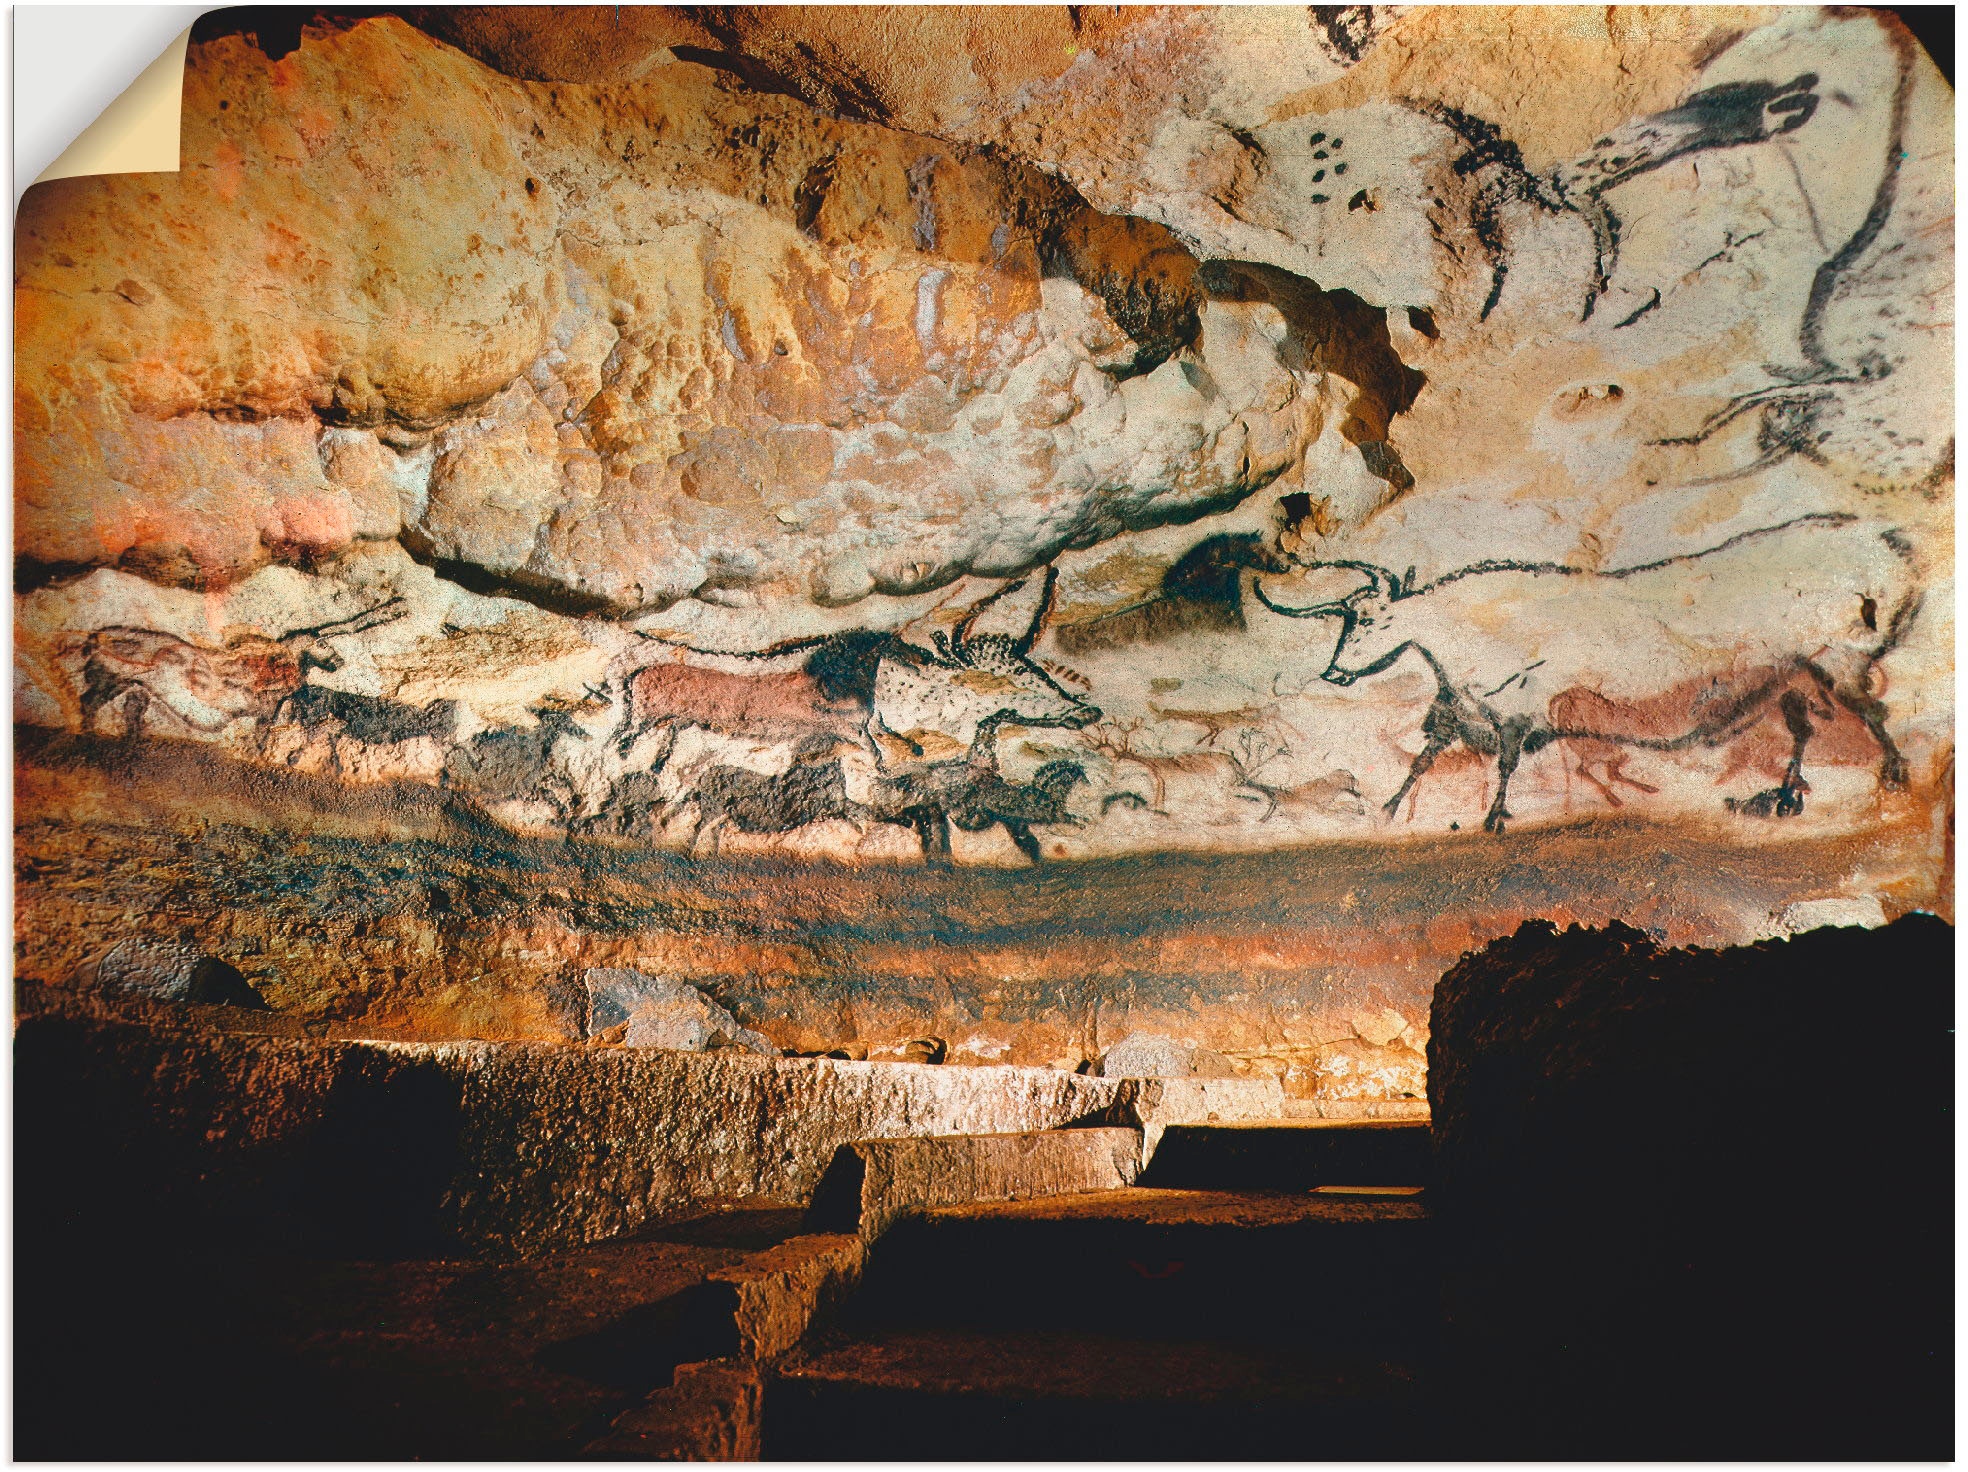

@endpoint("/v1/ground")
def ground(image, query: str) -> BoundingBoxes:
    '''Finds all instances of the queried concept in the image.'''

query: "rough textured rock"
[585,966,779,1054]
[15,987,1129,1256]
[78,937,269,1009]
[1095,1031,1236,1080]
[15,723,1946,1095]
[11,6,1954,1097]
[1105,1074,1289,1157]
[1427,913,1952,1457]
[804,1127,1144,1240]
[12,1212,797,1460]
[585,1358,765,1461]
[705,1233,868,1361]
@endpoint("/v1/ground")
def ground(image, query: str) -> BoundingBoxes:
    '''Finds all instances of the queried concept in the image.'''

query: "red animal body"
[621,660,866,748]
[1382,730,1492,821]
[79,629,318,737]
[73,599,404,741]
[1549,669,1885,808]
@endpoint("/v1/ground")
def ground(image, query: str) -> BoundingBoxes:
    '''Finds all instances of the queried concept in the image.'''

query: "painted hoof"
[1725,785,1806,818]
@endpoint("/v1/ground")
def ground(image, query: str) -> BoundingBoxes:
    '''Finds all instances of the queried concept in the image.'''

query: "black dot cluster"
[1309,132,1346,205]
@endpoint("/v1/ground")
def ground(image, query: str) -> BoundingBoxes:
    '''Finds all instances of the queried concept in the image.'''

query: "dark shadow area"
[536,1282,738,1390]
[1428,912,1954,1459]
[766,1344,1427,1462]
[846,1205,1435,1357]
[802,1145,871,1235]
[634,1203,811,1250]
[1138,1120,1433,1192]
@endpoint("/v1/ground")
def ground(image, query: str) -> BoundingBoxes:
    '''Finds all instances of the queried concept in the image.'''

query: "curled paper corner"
[33,25,192,189]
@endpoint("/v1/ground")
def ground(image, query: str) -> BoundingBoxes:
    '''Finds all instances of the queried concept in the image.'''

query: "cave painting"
[18,4,1951,865]
[11,7,1949,1075]
[1252,515,1919,834]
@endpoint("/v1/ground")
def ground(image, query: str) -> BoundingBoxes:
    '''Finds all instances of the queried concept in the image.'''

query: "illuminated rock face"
[12,8,1952,1093]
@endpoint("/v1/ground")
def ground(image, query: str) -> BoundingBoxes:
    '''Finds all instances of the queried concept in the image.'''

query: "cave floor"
[767,1179,1442,1460]
[17,1183,1446,1460]
[15,1204,807,1461]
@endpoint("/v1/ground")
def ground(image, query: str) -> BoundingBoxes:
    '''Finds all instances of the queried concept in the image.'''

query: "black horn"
[949,566,1060,654]
[1251,581,1351,620]
[1251,558,1395,619]
[284,595,410,642]
[1013,565,1059,655]
[1317,560,1395,597]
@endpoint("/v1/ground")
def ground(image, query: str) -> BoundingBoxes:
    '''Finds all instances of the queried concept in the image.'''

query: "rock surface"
[1096,1032,1236,1080]
[584,966,779,1054]
[16,986,1130,1255]
[15,722,1946,1095]
[585,1357,766,1462]
[15,8,1948,844]
[805,1127,1144,1239]
[78,937,269,1009]
[11,7,1954,1095]
[705,1233,868,1362]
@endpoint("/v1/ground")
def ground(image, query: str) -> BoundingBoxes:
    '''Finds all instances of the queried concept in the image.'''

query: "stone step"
[1140,1118,1434,1191]
[1281,1096,1432,1121]
[19,989,1304,1258]
[766,1328,1436,1459]
[15,991,1141,1257]
[844,1187,1437,1352]
[803,1127,1144,1239]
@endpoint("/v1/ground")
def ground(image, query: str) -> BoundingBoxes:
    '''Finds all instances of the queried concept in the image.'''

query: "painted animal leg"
[1385,736,1450,819]
[1482,726,1524,835]
[1773,689,1814,816]
[692,811,728,857]
[610,706,642,758]
[1830,682,1910,789]
[1005,821,1044,864]
[1574,755,1624,808]
[116,684,152,740]
[1731,691,1819,819]
[1606,755,1659,797]
[79,671,125,736]
[912,810,953,866]
[1124,758,1170,814]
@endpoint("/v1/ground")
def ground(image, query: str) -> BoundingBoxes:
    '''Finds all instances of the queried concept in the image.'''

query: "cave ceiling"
[13,7,1952,1032]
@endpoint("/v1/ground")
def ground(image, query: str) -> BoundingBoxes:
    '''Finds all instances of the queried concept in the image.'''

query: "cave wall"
[13,6,1953,1095]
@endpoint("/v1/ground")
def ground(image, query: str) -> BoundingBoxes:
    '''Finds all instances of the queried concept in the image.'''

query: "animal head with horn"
[1250,561,1420,686]
[273,595,412,675]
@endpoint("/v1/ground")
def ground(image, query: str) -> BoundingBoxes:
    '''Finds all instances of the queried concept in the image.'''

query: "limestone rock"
[585,1358,764,1461]
[804,1127,1143,1239]
[78,939,268,1010]
[705,1234,868,1362]
[1298,1038,1427,1102]
[17,987,1131,1255]
[1775,895,1890,934]
[869,1037,947,1065]
[1351,1007,1412,1049]
[1096,1032,1237,1080]
[8,7,1953,1099]
[584,967,778,1055]
[13,6,1949,869]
